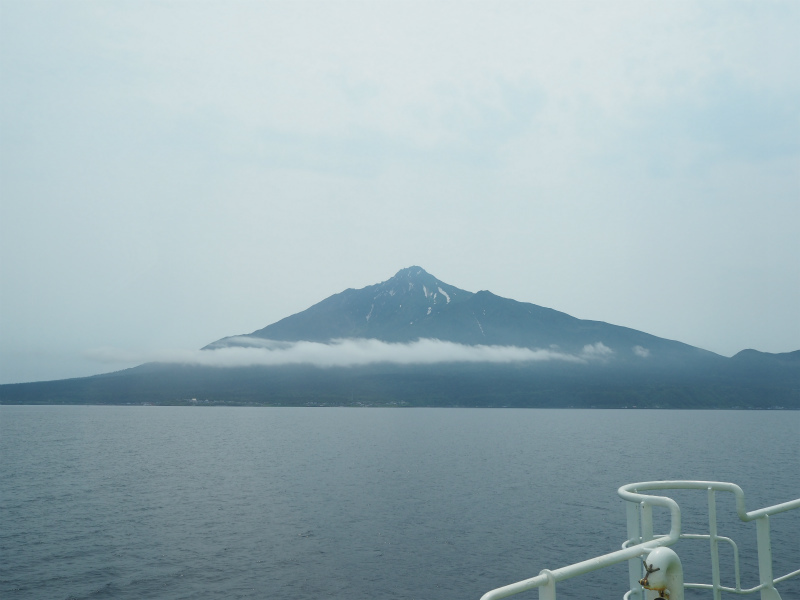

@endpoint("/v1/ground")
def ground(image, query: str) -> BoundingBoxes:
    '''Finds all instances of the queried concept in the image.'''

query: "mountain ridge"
[207,266,721,367]
[1,266,797,408]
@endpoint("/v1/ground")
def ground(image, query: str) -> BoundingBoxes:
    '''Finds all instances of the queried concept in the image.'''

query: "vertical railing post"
[641,502,654,542]
[756,516,782,600]
[708,488,722,600]
[537,569,556,600]
[627,500,643,600]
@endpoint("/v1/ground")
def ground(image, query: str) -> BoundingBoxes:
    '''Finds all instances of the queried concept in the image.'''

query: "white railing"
[479,481,800,600]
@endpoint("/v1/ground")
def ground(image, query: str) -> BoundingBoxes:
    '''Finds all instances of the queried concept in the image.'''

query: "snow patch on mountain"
[475,318,485,336]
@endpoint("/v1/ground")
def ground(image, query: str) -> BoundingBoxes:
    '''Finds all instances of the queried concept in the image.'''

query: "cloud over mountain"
[85,266,719,371]
[87,338,585,368]
[5,266,797,409]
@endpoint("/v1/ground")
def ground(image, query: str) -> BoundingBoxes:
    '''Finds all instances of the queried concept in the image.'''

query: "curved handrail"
[479,487,681,600]
[618,480,800,521]
[479,480,800,600]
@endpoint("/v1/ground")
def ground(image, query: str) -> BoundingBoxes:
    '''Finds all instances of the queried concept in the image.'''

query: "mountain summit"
[216,266,467,344]
[209,266,471,346]
[207,266,715,365]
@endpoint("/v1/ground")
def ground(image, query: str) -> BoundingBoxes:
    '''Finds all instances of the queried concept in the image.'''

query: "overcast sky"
[1,1,798,384]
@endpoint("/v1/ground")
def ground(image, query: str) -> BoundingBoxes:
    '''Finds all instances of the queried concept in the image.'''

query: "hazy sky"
[1,1,798,384]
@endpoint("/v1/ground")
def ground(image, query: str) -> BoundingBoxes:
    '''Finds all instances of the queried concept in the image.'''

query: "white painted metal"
[479,481,800,600]
[640,501,655,543]
[707,488,722,600]
[641,547,684,600]
[626,501,644,600]
[756,516,782,600]
[537,569,556,600]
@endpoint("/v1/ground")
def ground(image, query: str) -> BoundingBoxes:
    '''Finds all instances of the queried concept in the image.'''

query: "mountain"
[1,267,798,408]
[731,349,800,366]
[207,266,717,367]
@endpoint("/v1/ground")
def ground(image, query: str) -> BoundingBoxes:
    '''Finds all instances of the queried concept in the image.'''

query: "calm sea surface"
[1,407,798,600]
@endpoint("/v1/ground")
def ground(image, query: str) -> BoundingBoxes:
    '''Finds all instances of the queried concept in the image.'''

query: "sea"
[1,407,798,600]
